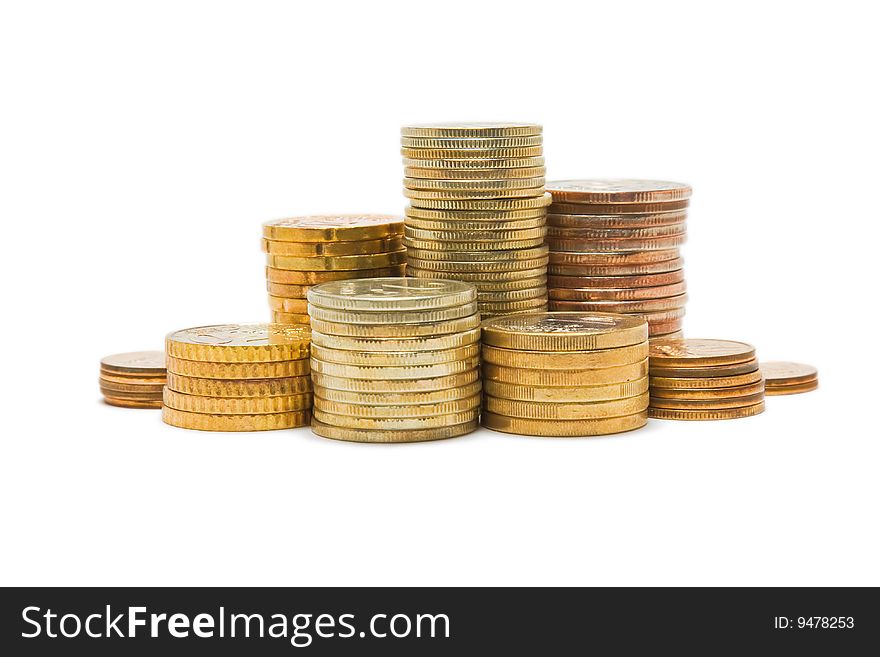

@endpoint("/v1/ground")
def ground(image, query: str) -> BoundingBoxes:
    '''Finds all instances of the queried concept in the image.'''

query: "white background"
[1,0,878,586]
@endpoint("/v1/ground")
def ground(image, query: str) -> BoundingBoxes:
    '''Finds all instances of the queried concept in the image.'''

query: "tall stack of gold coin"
[162,324,312,431]
[648,338,765,420]
[307,278,481,442]
[262,215,406,324]
[400,122,550,318]
[545,180,690,339]
[480,312,650,436]
[100,351,166,408]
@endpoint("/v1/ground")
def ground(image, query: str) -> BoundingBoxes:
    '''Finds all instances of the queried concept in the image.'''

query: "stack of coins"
[545,180,690,338]
[648,338,765,420]
[262,215,406,324]
[480,312,650,436]
[162,324,312,431]
[307,278,481,442]
[760,361,818,395]
[100,351,166,408]
[400,122,550,318]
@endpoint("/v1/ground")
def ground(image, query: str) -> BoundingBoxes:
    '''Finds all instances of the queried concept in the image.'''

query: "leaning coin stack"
[100,351,166,408]
[400,122,550,318]
[480,312,650,436]
[162,323,312,431]
[262,215,406,324]
[307,278,481,443]
[760,361,819,396]
[545,179,690,339]
[648,338,765,420]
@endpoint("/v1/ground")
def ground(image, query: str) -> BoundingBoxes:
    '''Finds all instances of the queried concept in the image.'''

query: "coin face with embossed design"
[101,351,166,375]
[307,277,476,312]
[165,324,311,362]
[481,312,647,351]
[546,179,692,204]
[263,215,403,242]
[649,338,756,367]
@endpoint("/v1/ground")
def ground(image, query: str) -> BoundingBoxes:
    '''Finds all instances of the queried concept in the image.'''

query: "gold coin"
[401,146,543,160]
[99,379,165,394]
[481,311,647,351]
[263,214,403,242]
[469,275,547,291]
[261,236,403,256]
[764,380,819,395]
[406,265,548,280]
[166,355,310,379]
[310,355,481,380]
[98,372,166,386]
[268,296,309,313]
[485,377,648,402]
[307,302,478,325]
[406,216,546,231]
[310,313,481,338]
[267,249,406,271]
[165,372,312,397]
[649,338,756,367]
[482,343,648,369]
[311,418,477,443]
[163,389,313,414]
[405,225,546,243]
[648,402,765,421]
[549,282,687,301]
[549,200,690,214]
[650,380,765,399]
[401,135,543,149]
[315,393,480,419]
[313,380,481,406]
[651,329,684,340]
[401,122,542,138]
[306,277,476,311]
[478,300,548,315]
[548,257,685,277]
[405,257,548,273]
[100,388,164,402]
[402,156,545,170]
[650,370,763,389]
[481,410,648,436]
[548,210,688,228]
[405,165,546,180]
[546,179,692,204]
[405,205,546,221]
[310,326,480,352]
[640,308,687,323]
[405,244,548,262]
[162,406,310,431]
[408,193,551,211]
[549,270,684,289]
[649,359,759,379]
[314,407,479,430]
[547,224,686,239]
[548,248,681,266]
[265,264,407,285]
[549,295,688,313]
[486,392,648,420]
[404,235,546,250]
[311,342,479,366]
[478,285,547,302]
[271,311,311,325]
[759,361,818,386]
[649,392,765,410]
[547,235,687,252]
[483,359,648,386]
[405,187,544,201]
[404,176,545,191]
[312,368,478,393]
[104,397,163,409]
[166,323,310,363]
[100,351,165,375]
[266,282,311,298]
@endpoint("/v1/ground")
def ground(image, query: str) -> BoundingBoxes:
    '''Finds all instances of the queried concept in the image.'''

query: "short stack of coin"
[262,215,406,324]
[760,361,819,395]
[545,180,690,338]
[100,351,166,408]
[648,338,765,420]
[162,323,312,431]
[480,312,650,436]
[306,278,481,442]
[400,122,550,318]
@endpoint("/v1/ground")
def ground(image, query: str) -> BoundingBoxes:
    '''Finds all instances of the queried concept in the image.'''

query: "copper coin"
[649,359,759,378]
[547,224,686,239]
[548,249,680,266]
[546,179,692,204]
[547,235,687,252]
[642,308,688,323]
[549,270,684,289]
[549,294,688,313]
[649,392,765,410]
[759,361,818,386]
[100,351,166,375]
[549,200,690,214]
[547,210,688,229]
[549,281,686,301]
[650,380,766,400]
[650,338,756,367]
[647,319,685,336]
[764,380,819,395]
[548,257,685,277]
[648,402,764,421]
[104,397,163,409]
[650,370,764,389]
[650,329,684,340]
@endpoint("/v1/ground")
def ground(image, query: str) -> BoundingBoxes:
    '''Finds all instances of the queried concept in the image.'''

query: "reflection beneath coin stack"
[307,278,481,442]
[262,215,406,324]
[545,180,690,339]
[400,123,549,318]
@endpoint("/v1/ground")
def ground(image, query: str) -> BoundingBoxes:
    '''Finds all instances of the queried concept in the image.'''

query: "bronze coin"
[759,361,818,386]
[548,257,685,277]
[549,199,690,214]
[649,359,759,378]
[547,210,687,229]
[549,281,686,301]
[549,270,684,289]
[546,179,692,204]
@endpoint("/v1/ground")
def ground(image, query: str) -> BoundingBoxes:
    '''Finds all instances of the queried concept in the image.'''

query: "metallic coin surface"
[649,392,765,410]
[402,156,545,170]
[548,258,685,277]
[548,210,688,228]
[310,355,480,380]
[100,351,166,375]
[315,393,480,419]
[547,224,686,240]
[408,194,551,211]
[310,326,480,352]
[649,359,759,379]
[165,372,312,397]
[266,282,311,298]
[486,392,649,420]
[405,206,546,221]
[271,311,311,325]
[649,370,763,389]
[166,324,310,362]
[549,200,690,214]
[759,361,818,386]
[163,389,313,414]
[310,313,481,338]
[268,250,406,271]
[478,285,547,302]
[263,215,403,242]
[99,379,166,394]
[406,225,546,242]
[307,277,476,311]
[405,245,548,262]
[546,179,692,204]
[406,265,548,280]
[269,296,309,313]
[308,302,479,325]
[98,372,166,386]
[482,343,648,370]
[404,177,545,192]
[764,380,819,395]
[401,122,542,138]
[648,402,765,421]
[477,297,548,313]
[402,146,543,160]
[262,236,403,256]
[405,187,544,201]
[312,380,482,406]
[484,377,649,402]
[550,295,688,313]
[314,407,479,430]
[404,236,545,251]
[165,355,310,379]
[405,256,548,272]
[649,380,765,399]
[549,270,684,289]
[104,397,163,409]
[311,342,479,366]
[405,165,546,180]
[311,368,479,393]
[265,265,407,285]
[549,282,687,301]
[483,359,649,386]
[481,410,648,436]
[401,135,543,149]
[481,311,647,351]
[549,248,680,266]
[311,418,477,443]
[547,235,687,252]
[162,406,310,431]
[650,338,756,367]
[100,388,165,402]
[406,216,546,232]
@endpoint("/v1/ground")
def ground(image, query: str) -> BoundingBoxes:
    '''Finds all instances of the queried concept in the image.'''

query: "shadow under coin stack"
[162,323,312,431]
[759,361,819,396]
[480,312,650,436]
[400,122,550,318]
[307,278,482,443]
[648,338,765,420]
[545,180,690,339]
[99,351,166,408]
[262,215,406,324]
